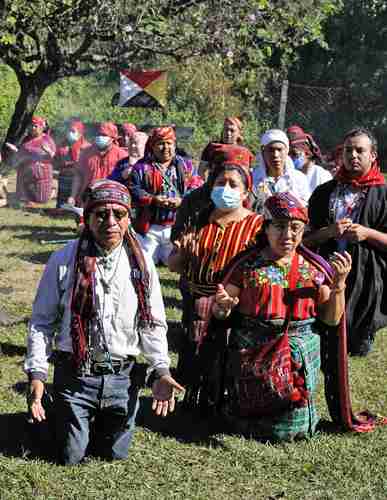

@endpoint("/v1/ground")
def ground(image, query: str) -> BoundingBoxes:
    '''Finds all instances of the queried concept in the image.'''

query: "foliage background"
[0,62,269,158]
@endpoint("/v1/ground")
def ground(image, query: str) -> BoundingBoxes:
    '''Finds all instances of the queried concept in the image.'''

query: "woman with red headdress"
[55,120,91,207]
[213,191,386,440]
[68,121,127,205]
[168,145,262,412]
[287,124,332,194]
[199,117,255,181]
[15,116,56,206]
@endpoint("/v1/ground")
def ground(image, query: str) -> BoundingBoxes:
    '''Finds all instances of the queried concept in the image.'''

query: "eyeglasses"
[93,209,128,222]
[270,221,305,236]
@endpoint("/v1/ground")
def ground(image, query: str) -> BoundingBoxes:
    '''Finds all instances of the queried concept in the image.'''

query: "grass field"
[0,183,387,499]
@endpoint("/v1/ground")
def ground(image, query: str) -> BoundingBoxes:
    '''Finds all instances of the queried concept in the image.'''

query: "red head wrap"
[31,116,46,128]
[97,122,119,140]
[121,123,137,137]
[146,126,176,153]
[83,179,131,217]
[264,192,308,223]
[209,144,253,191]
[287,124,322,162]
[69,120,85,135]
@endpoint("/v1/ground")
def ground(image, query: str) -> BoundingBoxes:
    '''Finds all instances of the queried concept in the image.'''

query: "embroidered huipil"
[230,253,325,322]
[24,239,170,379]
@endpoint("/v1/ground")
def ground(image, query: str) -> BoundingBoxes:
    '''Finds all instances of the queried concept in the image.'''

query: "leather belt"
[54,351,135,376]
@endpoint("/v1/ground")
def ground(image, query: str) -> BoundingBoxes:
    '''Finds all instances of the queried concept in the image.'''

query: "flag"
[117,70,168,108]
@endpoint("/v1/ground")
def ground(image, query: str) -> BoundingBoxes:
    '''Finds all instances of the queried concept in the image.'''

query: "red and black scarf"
[70,229,154,368]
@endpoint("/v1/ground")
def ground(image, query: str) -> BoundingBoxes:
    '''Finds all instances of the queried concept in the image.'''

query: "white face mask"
[95,135,112,150]
[210,185,242,209]
[67,130,80,144]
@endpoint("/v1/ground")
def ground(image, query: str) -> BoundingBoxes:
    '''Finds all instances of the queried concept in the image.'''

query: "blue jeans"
[53,360,139,465]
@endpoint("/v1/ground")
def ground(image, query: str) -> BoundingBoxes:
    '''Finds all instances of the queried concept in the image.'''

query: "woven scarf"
[70,229,154,368]
[335,161,385,188]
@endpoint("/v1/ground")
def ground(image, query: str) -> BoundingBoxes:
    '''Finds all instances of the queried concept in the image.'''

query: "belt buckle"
[92,361,113,375]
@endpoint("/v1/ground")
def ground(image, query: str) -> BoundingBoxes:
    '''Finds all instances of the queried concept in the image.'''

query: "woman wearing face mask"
[55,120,90,207]
[287,125,332,194]
[14,116,56,207]
[168,146,262,412]
[68,122,127,205]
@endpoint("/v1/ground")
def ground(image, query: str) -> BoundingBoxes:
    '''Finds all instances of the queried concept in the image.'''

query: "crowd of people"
[4,114,387,463]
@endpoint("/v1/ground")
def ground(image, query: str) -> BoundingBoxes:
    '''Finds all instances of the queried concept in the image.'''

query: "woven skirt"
[225,322,321,441]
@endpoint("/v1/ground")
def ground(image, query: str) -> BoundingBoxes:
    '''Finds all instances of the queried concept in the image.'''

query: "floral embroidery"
[242,255,323,289]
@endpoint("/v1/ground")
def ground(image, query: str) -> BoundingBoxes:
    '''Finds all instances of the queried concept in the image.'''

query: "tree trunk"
[1,71,55,161]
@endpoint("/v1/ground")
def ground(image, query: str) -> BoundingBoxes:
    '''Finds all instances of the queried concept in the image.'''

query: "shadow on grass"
[136,396,229,449]
[1,342,26,356]
[164,295,182,311]
[159,277,180,289]
[0,224,74,234]
[9,250,55,265]
[0,412,36,459]
[167,320,184,353]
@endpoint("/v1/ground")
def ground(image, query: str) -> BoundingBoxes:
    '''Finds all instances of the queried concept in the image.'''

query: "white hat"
[261,129,289,148]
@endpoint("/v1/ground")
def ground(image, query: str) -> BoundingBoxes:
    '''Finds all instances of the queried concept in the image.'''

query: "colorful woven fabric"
[263,192,308,223]
[185,213,263,297]
[70,184,153,367]
[83,179,131,215]
[229,254,324,321]
[226,322,321,440]
[16,133,56,203]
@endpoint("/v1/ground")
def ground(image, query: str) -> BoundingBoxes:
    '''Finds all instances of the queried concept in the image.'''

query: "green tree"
[290,0,387,154]
[0,0,338,151]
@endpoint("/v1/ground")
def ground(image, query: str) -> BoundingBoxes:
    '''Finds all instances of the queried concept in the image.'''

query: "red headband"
[69,120,85,135]
[97,122,118,140]
[147,126,176,152]
[264,192,308,223]
[83,180,131,216]
[31,116,46,128]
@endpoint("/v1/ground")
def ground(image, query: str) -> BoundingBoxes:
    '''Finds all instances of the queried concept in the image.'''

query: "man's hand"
[330,218,353,238]
[166,197,182,209]
[5,142,18,153]
[28,380,46,423]
[153,195,169,207]
[152,375,184,417]
[343,223,369,243]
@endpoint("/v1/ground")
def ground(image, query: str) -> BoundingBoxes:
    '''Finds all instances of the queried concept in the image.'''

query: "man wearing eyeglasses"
[24,179,183,465]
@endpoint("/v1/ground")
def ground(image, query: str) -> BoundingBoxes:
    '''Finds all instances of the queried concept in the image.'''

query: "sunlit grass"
[0,195,386,499]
